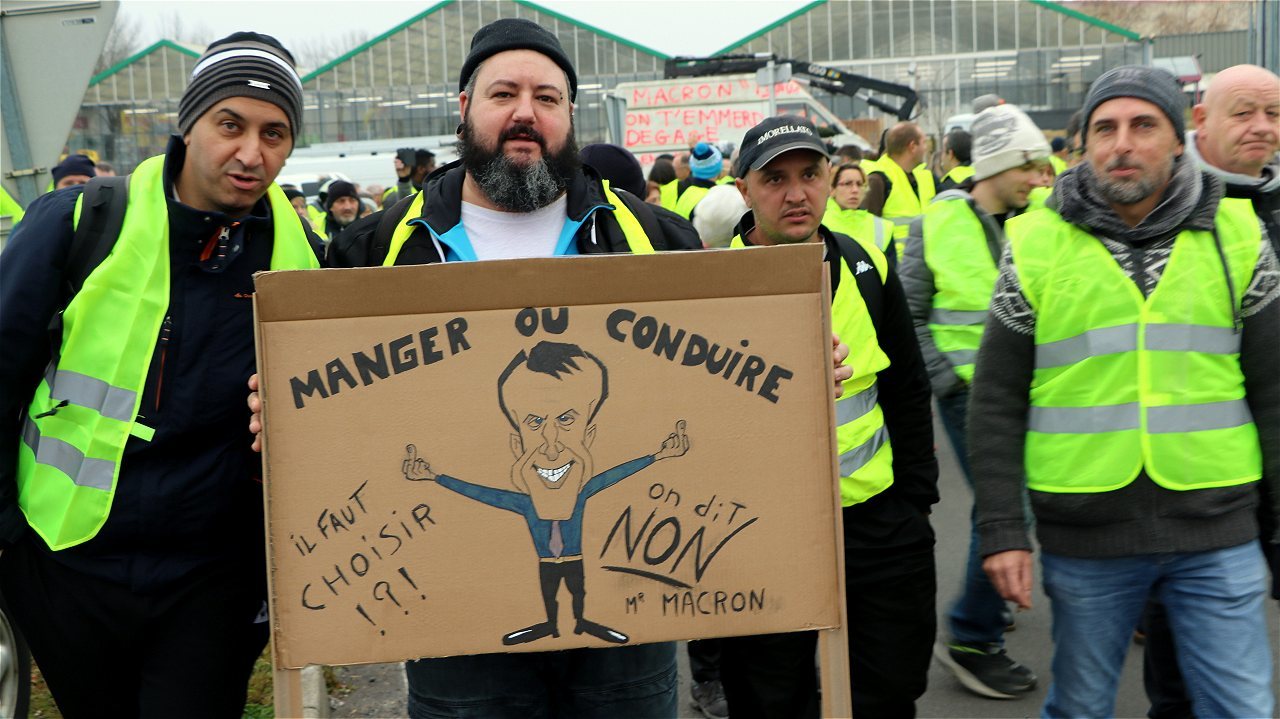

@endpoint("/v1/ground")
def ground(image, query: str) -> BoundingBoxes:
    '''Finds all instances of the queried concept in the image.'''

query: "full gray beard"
[1095,158,1172,205]
[469,154,563,213]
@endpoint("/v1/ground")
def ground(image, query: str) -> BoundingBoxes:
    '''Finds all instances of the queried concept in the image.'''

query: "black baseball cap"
[735,115,830,178]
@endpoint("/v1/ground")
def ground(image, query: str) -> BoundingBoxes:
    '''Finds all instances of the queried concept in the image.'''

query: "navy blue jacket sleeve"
[0,187,84,546]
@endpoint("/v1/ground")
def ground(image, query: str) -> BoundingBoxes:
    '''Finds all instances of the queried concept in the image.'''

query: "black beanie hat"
[283,187,305,202]
[1081,65,1187,146]
[179,31,303,139]
[52,154,97,184]
[459,19,577,101]
[580,143,645,197]
[324,180,359,210]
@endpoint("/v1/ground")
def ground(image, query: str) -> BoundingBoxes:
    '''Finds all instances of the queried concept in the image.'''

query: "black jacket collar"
[412,159,613,236]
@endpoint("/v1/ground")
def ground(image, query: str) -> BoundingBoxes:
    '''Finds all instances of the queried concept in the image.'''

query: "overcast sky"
[118,0,810,65]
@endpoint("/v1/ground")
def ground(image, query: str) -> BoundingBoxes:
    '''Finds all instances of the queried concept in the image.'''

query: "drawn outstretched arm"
[402,444,530,514]
[581,420,690,499]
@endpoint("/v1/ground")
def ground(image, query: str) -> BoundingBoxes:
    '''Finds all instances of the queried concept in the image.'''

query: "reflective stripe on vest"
[1008,201,1262,494]
[922,193,998,382]
[877,160,936,240]
[18,155,317,550]
[729,234,893,505]
[384,183,656,265]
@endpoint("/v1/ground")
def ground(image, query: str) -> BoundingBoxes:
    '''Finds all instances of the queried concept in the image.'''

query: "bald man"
[1142,63,1280,719]
[1187,64,1280,247]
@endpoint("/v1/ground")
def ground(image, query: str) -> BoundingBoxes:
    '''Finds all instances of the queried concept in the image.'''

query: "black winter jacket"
[328,160,701,267]
[0,136,323,590]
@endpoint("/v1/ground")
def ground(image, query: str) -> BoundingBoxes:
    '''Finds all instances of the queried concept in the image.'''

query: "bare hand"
[403,444,436,481]
[655,420,690,460]
[983,550,1034,610]
[247,374,263,453]
[832,333,853,398]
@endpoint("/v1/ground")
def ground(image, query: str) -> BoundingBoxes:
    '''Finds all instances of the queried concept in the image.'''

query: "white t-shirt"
[461,195,567,260]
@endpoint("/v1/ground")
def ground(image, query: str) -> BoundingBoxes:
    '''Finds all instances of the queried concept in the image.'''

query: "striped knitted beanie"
[178,32,303,139]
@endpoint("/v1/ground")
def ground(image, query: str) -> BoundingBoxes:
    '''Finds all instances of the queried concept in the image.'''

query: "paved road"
[330,414,1280,718]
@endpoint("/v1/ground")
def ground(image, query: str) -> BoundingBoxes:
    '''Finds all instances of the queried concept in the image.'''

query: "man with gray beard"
[970,65,1279,717]
[323,16,703,719]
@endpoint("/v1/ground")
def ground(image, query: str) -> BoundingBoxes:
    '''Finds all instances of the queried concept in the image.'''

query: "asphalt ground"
[329,413,1280,718]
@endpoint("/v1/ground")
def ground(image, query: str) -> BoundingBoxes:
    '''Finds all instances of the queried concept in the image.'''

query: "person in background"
[283,187,310,224]
[384,148,436,207]
[580,142,701,248]
[938,130,974,191]
[835,144,864,164]
[51,154,95,190]
[861,122,936,245]
[900,103,1051,702]
[648,155,677,187]
[1140,62,1280,719]
[690,183,747,248]
[322,180,362,244]
[95,161,116,178]
[1048,137,1069,176]
[659,142,724,220]
[824,162,895,260]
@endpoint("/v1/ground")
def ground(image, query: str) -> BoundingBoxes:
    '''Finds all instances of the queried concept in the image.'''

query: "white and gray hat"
[971,104,1051,182]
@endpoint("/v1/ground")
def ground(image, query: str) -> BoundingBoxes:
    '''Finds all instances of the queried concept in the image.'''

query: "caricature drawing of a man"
[403,340,689,646]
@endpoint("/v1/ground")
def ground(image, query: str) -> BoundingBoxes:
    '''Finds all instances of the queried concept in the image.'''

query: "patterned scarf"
[1051,154,1222,244]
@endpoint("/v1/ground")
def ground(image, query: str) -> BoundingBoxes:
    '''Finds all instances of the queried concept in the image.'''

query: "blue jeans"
[1040,543,1273,719]
[937,389,1008,647]
[405,642,677,718]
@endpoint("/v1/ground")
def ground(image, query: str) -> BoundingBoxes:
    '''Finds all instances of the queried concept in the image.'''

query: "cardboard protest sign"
[254,244,844,671]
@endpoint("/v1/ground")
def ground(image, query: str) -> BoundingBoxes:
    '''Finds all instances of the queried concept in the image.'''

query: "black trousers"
[688,638,723,683]
[0,537,269,719]
[719,526,937,718]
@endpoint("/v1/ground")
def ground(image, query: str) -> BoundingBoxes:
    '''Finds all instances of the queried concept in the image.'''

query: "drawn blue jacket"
[435,455,655,558]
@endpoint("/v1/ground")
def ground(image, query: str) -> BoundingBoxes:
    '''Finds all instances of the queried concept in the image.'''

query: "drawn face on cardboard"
[500,347,605,520]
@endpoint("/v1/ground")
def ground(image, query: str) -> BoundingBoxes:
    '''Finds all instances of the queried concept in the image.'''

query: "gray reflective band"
[930,308,987,325]
[873,218,887,251]
[943,348,977,366]
[1145,325,1241,354]
[22,420,115,491]
[839,424,889,476]
[46,368,136,423]
[889,215,920,226]
[1037,323,1242,369]
[1028,403,1140,433]
[836,383,879,425]
[1147,399,1253,434]
[1036,325,1137,369]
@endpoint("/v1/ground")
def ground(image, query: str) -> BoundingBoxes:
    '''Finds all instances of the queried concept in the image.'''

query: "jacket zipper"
[154,315,172,412]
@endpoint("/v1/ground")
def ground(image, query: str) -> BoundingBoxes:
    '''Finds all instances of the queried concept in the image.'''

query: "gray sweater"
[970,172,1280,559]
[899,189,1006,398]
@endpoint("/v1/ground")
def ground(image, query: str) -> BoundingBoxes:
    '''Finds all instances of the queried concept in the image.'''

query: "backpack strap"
[66,175,130,297]
[607,185,664,251]
[370,193,418,266]
[831,232,885,336]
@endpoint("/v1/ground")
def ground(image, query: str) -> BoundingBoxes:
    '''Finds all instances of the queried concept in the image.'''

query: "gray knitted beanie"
[1081,65,1187,145]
